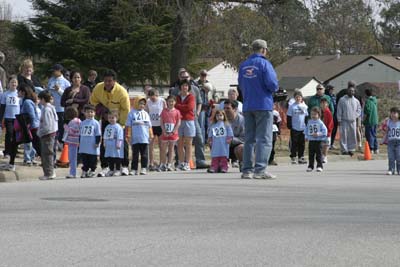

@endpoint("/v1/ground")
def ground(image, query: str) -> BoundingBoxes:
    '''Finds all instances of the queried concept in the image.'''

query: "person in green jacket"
[307,84,334,116]
[363,89,379,153]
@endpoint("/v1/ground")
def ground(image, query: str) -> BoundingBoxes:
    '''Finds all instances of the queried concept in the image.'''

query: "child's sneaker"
[322,156,328,164]
[149,165,157,172]
[291,157,297,164]
[81,171,87,178]
[129,170,138,175]
[316,167,323,172]
[387,170,393,175]
[306,167,313,172]
[182,163,191,171]
[121,167,129,176]
[140,168,147,175]
[298,157,307,164]
[113,170,122,176]
[220,169,228,173]
[66,174,77,179]
[106,170,114,177]
[23,161,33,166]
[97,167,109,177]
[207,168,216,173]
[86,170,96,178]
[167,163,174,171]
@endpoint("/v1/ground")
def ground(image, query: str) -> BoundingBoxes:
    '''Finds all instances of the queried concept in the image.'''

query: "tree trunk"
[169,0,192,86]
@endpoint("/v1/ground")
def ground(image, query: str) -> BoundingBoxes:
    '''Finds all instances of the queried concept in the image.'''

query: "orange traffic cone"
[364,141,372,160]
[57,144,69,167]
[189,159,195,169]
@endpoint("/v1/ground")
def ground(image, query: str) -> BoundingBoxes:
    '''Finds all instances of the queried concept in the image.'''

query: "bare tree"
[0,0,12,21]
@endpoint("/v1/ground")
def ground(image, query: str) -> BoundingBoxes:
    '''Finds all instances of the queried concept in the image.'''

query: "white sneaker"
[113,170,122,176]
[81,171,87,178]
[106,170,114,177]
[322,157,328,164]
[129,170,135,175]
[140,168,147,175]
[167,163,174,171]
[39,172,56,180]
[121,167,129,176]
[387,171,393,175]
[86,170,96,178]
[253,172,276,179]
[291,157,297,164]
[66,174,77,179]
[97,167,109,177]
[182,163,191,171]
[5,164,15,171]
[306,167,313,172]
[316,167,323,172]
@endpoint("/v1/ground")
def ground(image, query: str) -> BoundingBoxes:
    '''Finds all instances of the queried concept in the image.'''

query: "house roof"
[279,76,320,90]
[275,55,400,82]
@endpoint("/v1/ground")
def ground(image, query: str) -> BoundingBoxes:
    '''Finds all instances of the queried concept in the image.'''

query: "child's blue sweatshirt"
[304,119,327,141]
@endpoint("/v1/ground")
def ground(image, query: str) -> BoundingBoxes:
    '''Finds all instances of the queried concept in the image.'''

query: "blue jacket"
[238,53,278,112]
[21,98,40,129]
[304,119,327,141]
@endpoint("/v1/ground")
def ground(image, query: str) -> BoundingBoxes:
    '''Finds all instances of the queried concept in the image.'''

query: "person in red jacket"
[320,98,334,163]
[175,79,196,171]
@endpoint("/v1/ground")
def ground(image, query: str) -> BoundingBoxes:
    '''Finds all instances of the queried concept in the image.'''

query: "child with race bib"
[0,75,20,171]
[146,88,166,171]
[103,110,124,176]
[159,95,181,171]
[384,107,400,175]
[79,104,101,178]
[207,110,233,173]
[304,107,327,172]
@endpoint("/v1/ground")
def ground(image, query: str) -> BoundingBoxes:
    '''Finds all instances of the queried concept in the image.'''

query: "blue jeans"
[387,139,400,173]
[69,145,78,176]
[365,125,378,151]
[243,110,273,174]
[24,142,36,162]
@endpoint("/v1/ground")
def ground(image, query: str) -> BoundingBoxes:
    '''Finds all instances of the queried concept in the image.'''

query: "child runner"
[207,110,233,173]
[79,104,101,178]
[126,97,152,175]
[146,88,166,171]
[103,111,124,176]
[304,107,327,172]
[63,106,81,178]
[175,79,195,171]
[287,90,308,164]
[385,107,400,175]
[0,75,20,171]
[37,90,58,180]
[320,98,334,163]
[159,95,181,171]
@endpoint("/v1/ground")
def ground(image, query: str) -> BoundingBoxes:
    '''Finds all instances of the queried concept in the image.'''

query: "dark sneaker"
[196,162,210,169]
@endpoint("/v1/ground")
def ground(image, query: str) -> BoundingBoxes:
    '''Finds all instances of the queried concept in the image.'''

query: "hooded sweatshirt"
[363,96,378,126]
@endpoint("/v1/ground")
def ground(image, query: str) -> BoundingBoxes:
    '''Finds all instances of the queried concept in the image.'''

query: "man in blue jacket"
[238,39,279,179]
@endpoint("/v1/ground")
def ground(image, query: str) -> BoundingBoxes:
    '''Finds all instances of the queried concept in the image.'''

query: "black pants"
[331,114,338,146]
[308,140,323,169]
[290,129,305,158]
[5,119,17,165]
[100,119,129,168]
[107,157,121,171]
[131,143,148,171]
[57,112,64,143]
[269,132,278,164]
[80,153,97,172]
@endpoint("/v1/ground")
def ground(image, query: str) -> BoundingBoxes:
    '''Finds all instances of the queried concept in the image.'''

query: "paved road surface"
[1,159,399,266]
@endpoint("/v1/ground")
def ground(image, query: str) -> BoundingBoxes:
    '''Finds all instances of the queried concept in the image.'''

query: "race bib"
[212,126,226,137]
[388,127,400,139]
[134,111,148,122]
[150,113,160,122]
[164,123,175,133]
[307,123,319,135]
[104,127,115,139]
[6,96,18,106]
[81,125,94,136]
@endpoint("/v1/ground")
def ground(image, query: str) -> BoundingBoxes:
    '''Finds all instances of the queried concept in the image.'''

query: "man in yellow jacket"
[90,69,131,176]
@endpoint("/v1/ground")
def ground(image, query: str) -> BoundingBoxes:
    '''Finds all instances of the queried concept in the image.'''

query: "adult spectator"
[223,99,245,168]
[0,51,6,92]
[17,59,43,93]
[325,84,338,149]
[199,82,215,141]
[219,88,243,113]
[83,70,98,92]
[47,64,71,149]
[363,88,379,154]
[170,70,209,169]
[144,84,152,98]
[90,69,131,176]
[337,86,361,156]
[61,71,91,119]
[238,39,278,179]
[307,84,334,115]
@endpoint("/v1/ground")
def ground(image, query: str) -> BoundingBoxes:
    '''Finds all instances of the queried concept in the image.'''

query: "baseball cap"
[252,39,268,51]
[52,63,64,71]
